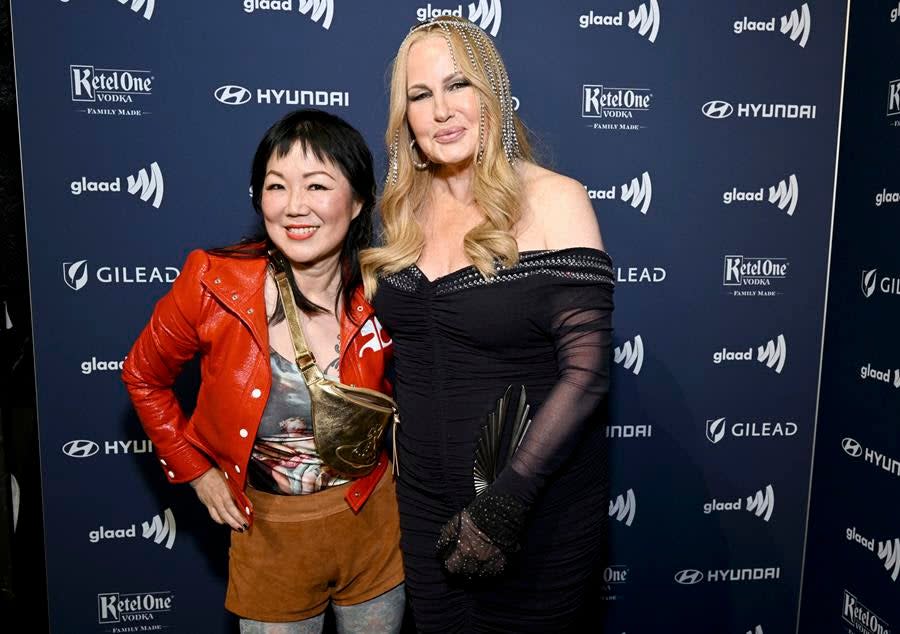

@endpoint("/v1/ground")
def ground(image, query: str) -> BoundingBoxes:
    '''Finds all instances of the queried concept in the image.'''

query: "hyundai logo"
[702,100,734,119]
[63,439,100,458]
[214,85,252,106]
[674,569,704,585]
[842,437,863,458]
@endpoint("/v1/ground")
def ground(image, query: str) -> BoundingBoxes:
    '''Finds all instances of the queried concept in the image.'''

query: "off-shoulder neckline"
[412,246,611,284]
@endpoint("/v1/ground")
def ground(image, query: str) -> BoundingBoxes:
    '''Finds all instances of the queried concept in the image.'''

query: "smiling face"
[405,35,481,170]
[260,142,361,271]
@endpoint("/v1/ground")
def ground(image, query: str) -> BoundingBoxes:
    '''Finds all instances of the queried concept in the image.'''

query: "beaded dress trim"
[380,248,614,296]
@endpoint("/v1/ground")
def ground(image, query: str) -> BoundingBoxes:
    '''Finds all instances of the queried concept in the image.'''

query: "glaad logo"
[97,590,174,625]
[843,590,891,634]
[723,256,789,297]
[416,1,502,37]
[70,64,154,117]
[888,79,899,117]
[847,527,900,582]
[876,189,900,206]
[62,440,100,458]
[734,4,811,48]
[242,0,334,30]
[702,100,816,120]
[585,172,652,214]
[859,363,900,389]
[722,174,800,216]
[674,567,781,584]
[609,489,636,526]
[703,484,775,522]
[213,84,349,107]
[117,0,155,20]
[842,437,900,478]
[61,0,155,21]
[746,627,764,634]
[89,508,176,549]
[581,85,653,132]
[862,269,900,299]
[705,417,798,444]
[81,356,126,375]
[63,439,153,457]
[621,172,652,214]
[70,162,165,209]
[62,260,180,291]
[142,508,177,549]
[712,334,787,374]
[893,2,900,23]
[614,335,643,375]
[578,0,660,44]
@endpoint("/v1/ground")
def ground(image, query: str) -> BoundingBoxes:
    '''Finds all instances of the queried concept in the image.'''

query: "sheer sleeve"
[436,263,614,578]
[491,279,614,505]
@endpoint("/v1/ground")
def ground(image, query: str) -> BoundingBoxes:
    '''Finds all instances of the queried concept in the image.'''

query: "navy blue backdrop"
[9,1,855,632]
[799,2,899,634]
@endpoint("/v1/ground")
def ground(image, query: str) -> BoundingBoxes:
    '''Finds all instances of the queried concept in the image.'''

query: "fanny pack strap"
[274,271,326,387]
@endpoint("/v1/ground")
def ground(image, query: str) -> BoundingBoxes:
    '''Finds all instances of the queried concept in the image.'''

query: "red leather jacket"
[122,249,394,523]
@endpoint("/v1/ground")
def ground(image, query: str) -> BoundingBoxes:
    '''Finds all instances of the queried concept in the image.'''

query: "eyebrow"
[265,169,336,180]
[407,72,466,93]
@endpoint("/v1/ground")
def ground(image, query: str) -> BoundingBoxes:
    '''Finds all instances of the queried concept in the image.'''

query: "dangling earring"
[409,139,430,170]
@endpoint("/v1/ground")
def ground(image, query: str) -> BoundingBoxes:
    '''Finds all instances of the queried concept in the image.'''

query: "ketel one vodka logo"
[703,484,775,522]
[713,334,787,374]
[578,0,660,44]
[585,172,652,215]
[888,79,900,118]
[723,174,799,216]
[614,335,643,375]
[609,488,636,526]
[242,0,335,30]
[416,0,503,36]
[733,3,811,48]
[70,162,165,209]
[581,85,653,132]
[860,363,900,389]
[723,256,789,297]
[705,417,798,444]
[62,260,180,291]
[69,64,154,117]
[847,527,900,582]
[843,590,892,634]
[97,590,174,625]
[89,508,176,550]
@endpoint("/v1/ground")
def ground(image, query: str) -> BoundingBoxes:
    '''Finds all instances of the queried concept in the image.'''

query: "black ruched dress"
[374,248,615,633]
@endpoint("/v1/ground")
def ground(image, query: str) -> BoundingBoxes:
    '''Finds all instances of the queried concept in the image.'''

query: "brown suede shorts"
[225,471,404,622]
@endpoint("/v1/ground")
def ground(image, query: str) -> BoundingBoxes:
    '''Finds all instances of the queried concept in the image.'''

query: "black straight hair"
[209,109,376,323]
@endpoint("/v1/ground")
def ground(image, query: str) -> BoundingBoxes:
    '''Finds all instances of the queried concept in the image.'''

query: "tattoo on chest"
[323,338,340,375]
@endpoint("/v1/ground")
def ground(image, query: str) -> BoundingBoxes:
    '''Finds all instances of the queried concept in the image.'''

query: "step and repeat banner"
[11,1,848,632]
[799,3,899,634]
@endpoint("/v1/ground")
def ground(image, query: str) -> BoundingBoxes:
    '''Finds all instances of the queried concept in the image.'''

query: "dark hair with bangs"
[210,109,375,323]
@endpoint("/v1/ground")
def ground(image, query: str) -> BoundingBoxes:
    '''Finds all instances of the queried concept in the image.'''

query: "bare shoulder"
[519,163,604,251]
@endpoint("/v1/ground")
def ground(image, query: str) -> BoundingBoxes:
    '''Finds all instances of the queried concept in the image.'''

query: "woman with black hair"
[123,109,405,633]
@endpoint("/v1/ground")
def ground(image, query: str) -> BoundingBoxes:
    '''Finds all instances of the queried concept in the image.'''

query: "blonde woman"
[361,16,615,633]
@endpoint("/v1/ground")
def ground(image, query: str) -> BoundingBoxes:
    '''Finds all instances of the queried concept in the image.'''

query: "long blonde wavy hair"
[360,16,533,298]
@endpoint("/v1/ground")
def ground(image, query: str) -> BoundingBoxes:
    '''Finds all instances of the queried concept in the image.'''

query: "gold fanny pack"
[275,271,398,479]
